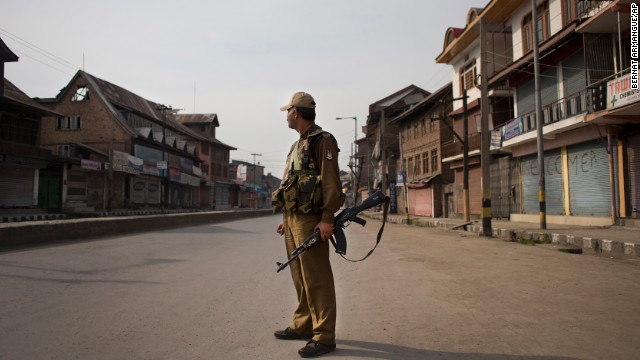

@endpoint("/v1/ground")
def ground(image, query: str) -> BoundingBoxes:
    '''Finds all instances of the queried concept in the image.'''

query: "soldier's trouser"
[283,211,337,345]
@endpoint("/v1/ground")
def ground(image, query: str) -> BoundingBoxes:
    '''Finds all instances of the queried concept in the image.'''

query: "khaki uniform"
[280,124,342,345]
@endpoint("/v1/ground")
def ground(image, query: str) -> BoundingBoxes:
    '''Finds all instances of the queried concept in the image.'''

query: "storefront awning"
[405,173,441,189]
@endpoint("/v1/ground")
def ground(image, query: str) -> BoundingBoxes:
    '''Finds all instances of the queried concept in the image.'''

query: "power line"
[0,27,79,71]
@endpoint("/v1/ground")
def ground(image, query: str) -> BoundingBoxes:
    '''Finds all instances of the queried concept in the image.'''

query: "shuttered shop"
[520,149,563,215]
[628,134,640,215]
[0,167,35,207]
[568,141,611,217]
[409,188,432,216]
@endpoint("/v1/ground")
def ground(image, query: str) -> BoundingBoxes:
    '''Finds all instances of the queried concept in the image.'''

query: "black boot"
[298,340,336,358]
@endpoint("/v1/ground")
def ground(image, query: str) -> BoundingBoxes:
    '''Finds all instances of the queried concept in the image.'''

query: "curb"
[0,209,273,249]
[0,214,68,223]
[363,213,639,258]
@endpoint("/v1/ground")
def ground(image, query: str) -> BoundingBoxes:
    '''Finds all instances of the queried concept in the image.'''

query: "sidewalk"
[363,211,640,258]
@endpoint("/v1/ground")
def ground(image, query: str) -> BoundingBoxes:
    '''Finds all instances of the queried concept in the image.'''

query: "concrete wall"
[0,209,273,248]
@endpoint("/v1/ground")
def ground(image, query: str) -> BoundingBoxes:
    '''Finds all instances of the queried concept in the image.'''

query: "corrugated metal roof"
[390,82,453,124]
[81,71,209,143]
[0,37,19,62]
[2,78,61,116]
[368,84,430,113]
[174,113,219,126]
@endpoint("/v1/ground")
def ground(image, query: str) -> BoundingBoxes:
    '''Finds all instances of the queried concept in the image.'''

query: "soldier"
[273,91,343,358]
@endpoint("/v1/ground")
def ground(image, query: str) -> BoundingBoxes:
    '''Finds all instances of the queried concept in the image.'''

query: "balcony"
[442,133,481,160]
[576,1,613,19]
[498,91,588,144]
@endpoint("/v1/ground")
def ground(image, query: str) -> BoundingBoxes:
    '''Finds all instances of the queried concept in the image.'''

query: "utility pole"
[107,111,114,212]
[251,153,262,209]
[462,89,470,223]
[380,110,387,196]
[532,0,547,229]
[398,130,411,224]
[336,116,358,206]
[480,17,493,236]
[158,104,172,213]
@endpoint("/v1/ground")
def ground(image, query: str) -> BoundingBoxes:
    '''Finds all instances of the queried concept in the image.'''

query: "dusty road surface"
[1,214,639,359]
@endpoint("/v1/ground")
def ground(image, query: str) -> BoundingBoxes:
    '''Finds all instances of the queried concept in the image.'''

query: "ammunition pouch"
[271,187,285,211]
[277,170,323,214]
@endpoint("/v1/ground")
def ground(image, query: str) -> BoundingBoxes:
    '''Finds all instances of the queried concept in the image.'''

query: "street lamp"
[157,104,172,213]
[336,116,358,206]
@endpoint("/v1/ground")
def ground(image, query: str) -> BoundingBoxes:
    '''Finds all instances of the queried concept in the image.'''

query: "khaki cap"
[280,92,316,111]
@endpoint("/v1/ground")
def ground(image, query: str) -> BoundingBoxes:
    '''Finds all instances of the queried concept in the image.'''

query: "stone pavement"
[363,211,640,258]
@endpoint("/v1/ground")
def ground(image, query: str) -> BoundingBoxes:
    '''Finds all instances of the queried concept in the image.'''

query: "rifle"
[276,190,390,273]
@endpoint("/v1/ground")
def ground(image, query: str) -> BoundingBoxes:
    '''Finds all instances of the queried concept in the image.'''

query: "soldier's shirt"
[283,124,342,224]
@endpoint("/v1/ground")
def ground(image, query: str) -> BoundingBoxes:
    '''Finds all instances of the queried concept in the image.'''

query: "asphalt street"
[1,214,639,360]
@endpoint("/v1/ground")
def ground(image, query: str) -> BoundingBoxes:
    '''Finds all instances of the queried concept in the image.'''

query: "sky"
[1,0,485,178]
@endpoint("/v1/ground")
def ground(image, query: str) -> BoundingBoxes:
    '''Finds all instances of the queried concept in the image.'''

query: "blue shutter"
[520,149,564,215]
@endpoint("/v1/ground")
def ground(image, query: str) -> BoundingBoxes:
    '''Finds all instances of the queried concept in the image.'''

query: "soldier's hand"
[317,222,334,242]
[276,223,284,236]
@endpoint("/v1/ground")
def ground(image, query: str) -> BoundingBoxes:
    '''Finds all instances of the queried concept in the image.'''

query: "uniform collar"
[299,124,322,139]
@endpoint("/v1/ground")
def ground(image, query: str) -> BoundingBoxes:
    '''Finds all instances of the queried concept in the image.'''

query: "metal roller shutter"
[216,183,230,206]
[563,51,586,97]
[568,140,611,217]
[520,149,563,215]
[0,167,35,207]
[413,188,432,217]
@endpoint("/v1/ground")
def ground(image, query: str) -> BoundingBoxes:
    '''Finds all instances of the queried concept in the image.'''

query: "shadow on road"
[163,225,258,235]
[336,340,579,360]
[0,258,184,285]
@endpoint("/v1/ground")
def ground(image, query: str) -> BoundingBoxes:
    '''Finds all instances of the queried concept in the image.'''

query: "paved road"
[1,215,639,359]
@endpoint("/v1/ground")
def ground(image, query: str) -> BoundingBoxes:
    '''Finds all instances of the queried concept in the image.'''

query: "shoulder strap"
[330,195,390,263]
[303,131,334,170]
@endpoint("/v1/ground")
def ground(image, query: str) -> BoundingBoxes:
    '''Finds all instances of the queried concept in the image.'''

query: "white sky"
[1,0,485,177]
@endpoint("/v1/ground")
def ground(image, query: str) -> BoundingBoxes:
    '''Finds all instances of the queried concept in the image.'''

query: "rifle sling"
[332,196,390,263]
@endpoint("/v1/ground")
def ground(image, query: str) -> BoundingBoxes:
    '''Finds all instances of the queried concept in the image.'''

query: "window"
[421,120,427,136]
[423,152,429,174]
[413,124,419,139]
[408,157,414,178]
[429,119,437,133]
[201,142,210,155]
[57,144,72,157]
[431,149,438,173]
[563,0,589,26]
[414,155,420,175]
[57,116,81,130]
[522,1,550,53]
[71,86,89,102]
[459,61,476,95]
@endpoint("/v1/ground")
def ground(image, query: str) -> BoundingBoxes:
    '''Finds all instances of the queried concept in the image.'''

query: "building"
[389,83,454,217]
[174,114,236,210]
[437,0,639,224]
[37,70,208,212]
[360,85,431,210]
[1,37,60,210]
[231,159,267,208]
